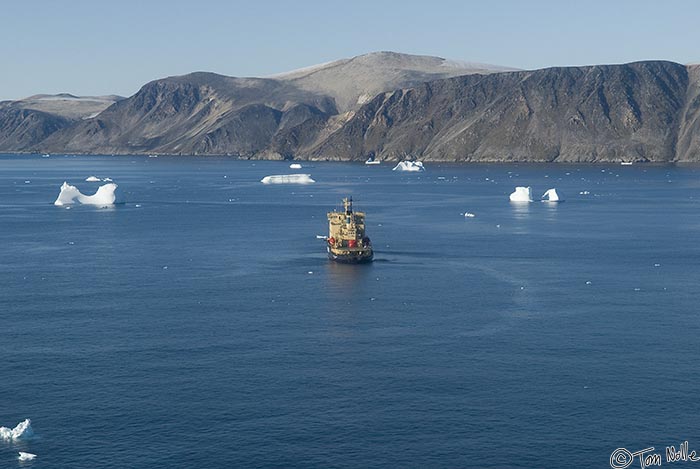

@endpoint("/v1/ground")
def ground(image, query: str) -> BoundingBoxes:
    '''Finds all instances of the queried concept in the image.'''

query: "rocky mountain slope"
[270,51,516,112]
[308,61,692,162]
[2,52,700,162]
[0,93,123,151]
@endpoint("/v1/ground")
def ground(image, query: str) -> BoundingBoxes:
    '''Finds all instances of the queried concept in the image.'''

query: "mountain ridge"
[2,52,700,162]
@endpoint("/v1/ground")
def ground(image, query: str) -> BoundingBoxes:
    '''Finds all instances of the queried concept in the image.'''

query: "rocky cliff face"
[35,73,338,156]
[675,64,700,162]
[0,108,71,151]
[307,61,690,162]
[2,54,700,162]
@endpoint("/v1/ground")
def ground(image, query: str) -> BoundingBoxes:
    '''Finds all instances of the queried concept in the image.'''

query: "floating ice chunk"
[0,419,34,440]
[579,190,590,195]
[103,177,113,182]
[54,182,118,206]
[509,186,533,202]
[18,452,36,461]
[289,163,302,169]
[316,235,327,239]
[464,212,476,218]
[541,188,564,202]
[85,176,101,182]
[392,161,425,172]
[260,174,315,184]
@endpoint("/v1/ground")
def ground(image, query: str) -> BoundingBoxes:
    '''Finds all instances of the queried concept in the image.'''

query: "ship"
[326,197,373,264]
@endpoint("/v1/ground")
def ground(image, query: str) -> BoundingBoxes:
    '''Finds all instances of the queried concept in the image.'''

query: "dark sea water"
[2,154,700,468]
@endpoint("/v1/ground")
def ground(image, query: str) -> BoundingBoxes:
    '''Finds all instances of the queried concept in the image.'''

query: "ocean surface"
[2,154,700,468]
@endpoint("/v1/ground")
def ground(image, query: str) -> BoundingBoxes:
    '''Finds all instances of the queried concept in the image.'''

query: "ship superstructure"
[326,197,373,264]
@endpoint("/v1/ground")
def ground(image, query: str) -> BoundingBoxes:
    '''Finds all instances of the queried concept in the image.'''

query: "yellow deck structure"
[326,197,373,263]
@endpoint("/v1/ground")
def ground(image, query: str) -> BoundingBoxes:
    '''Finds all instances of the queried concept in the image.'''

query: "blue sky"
[1,0,698,100]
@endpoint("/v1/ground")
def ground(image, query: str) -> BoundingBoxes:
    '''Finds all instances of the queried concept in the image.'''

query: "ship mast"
[343,197,353,214]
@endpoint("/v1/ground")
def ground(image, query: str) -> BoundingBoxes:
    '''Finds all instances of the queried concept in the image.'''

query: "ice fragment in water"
[0,419,34,440]
[509,186,532,202]
[54,182,117,206]
[18,452,36,461]
[392,161,425,171]
[85,176,101,182]
[260,174,315,184]
[541,188,563,202]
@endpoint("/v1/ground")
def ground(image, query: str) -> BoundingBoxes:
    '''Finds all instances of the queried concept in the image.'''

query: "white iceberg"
[18,452,37,461]
[103,177,113,182]
[289,163,302,169]
[392,161,425,172]
[260,174,315,184]
[365,158,380,165]
[509,186,533,202]
[541,188,564,202]
[54,182,118,206]
[85,176,101,182]
[0,419,34,441]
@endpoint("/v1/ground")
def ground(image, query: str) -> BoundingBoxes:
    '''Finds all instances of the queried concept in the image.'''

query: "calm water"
[1,155,700,468]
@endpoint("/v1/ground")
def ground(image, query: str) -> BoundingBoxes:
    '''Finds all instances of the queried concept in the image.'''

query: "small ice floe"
[260,174,315,184]
[509,186,533,202]
[541,188,564,202]
[54,182,117,206]
[24,180,31,184]
[103,177,113,182]
[392,161,425,172]
[579,190,590,195]
[464,212,476,218]
[289,163,302,169]
[18,452,36,461]
[621,161,633,165]
[85,176,101,182]
[0,419,34,440]
[316,235,327,239]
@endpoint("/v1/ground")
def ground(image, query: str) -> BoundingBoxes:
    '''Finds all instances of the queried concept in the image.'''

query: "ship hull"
[327,247,374,264]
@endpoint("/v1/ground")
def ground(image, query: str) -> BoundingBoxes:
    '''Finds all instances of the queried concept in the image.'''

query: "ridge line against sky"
[1,0,699,100]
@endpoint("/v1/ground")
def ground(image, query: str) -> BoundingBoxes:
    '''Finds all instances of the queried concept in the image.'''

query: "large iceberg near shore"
[260,174,315,184]
[54,182,118,206]
[392,161,425,172]
[542,188,564,202]
[0,419,34,440]
[509,186,533,202]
